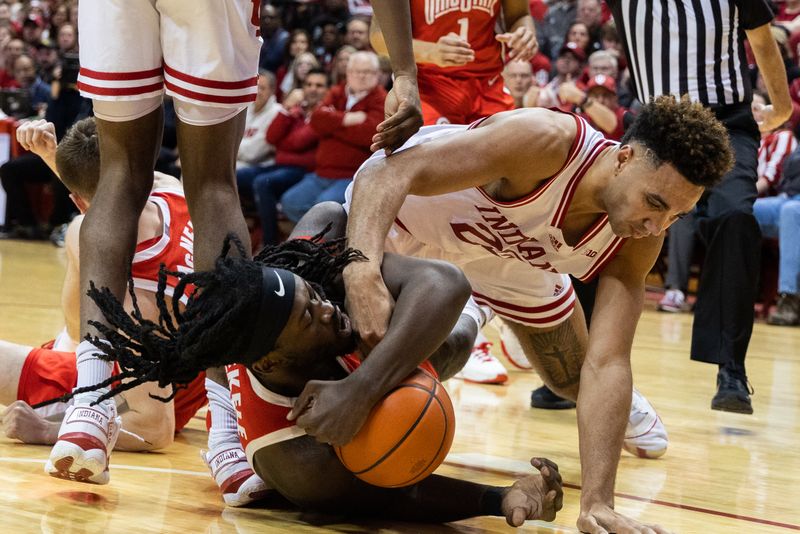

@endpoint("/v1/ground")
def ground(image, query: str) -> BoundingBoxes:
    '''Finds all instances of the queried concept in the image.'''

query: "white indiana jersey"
[347,113,627,328]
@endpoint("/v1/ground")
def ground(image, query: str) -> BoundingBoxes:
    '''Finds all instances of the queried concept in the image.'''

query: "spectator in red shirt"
[753,91,799,196]
[280,51,386,223]
[248,69,331,245]
[561,73,627,140]
[537,41,586,111]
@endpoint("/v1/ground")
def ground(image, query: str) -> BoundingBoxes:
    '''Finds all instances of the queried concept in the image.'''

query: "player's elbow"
[421,260,472,312]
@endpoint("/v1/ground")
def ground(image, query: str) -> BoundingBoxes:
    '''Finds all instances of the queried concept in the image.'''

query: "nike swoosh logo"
[274,271,285,297]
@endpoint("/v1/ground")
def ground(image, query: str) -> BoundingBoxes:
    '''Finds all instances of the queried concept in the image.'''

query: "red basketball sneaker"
[202,443,271,507]
[45,400,120,484]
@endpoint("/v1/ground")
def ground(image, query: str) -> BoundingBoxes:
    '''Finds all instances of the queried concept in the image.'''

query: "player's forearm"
[509,14,535,32]
[577,357,631,509]
[345,162,413,275]
[749,25,792,121]
[370,26,443,66]
[352,261,470,400]
[370,0,418,77]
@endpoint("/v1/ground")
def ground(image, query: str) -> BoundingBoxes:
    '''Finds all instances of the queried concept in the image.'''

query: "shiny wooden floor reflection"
[1,239,799,533]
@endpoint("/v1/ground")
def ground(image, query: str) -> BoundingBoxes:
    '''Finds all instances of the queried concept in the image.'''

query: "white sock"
[462,296,494,331]
[205,377,241,451]
[74,340,113,405]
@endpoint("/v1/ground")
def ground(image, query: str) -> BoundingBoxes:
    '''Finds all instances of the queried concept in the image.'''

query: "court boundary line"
[443,456,800,531]
[0,456,209,477]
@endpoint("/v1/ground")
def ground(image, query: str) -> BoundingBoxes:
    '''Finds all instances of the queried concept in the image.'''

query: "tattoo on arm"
[527,322,585,389]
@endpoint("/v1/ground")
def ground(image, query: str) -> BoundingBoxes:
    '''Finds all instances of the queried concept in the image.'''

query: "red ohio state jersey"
[227,356,439,466]
[131,187,195,303]
[412,0,503,78]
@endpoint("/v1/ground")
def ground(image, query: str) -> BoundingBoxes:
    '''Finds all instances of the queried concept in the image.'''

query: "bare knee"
[291,202,348,239]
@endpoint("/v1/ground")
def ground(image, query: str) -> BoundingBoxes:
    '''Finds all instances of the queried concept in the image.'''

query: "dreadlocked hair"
[32,227,366,409]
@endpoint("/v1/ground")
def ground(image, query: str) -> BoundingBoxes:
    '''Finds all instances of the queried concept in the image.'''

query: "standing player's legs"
[176,112,251,267]
[48,0,165,484]
[161,0,261,268]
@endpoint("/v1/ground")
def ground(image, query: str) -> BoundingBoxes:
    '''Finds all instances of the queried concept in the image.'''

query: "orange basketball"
[335,368,455,488]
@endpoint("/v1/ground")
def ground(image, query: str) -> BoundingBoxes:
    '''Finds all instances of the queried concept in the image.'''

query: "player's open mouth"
[335,307,351,337]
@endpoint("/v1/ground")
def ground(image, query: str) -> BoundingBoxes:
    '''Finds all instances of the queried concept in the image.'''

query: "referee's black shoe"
[711,366,753,414]
[530,385,576,410]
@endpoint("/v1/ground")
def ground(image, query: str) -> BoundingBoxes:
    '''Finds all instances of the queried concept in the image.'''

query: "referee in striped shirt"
[610,0,791,402]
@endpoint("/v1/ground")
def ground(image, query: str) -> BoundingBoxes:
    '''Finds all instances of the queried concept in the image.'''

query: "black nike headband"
[242,266,297,361]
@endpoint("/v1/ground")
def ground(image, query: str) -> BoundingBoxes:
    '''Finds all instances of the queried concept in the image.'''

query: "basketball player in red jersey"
[370,0,537,125]
[0,119,268,505]
[72,201,564,526]
[339,97,734,534]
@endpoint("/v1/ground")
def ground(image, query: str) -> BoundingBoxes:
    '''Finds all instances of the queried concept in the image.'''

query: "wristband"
[480,486,506,516]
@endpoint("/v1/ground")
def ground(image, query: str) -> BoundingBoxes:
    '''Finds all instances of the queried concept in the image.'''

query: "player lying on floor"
[69,202,563,526]
[0,118,267,505]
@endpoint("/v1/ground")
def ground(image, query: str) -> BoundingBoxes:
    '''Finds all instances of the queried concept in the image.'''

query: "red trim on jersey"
[471,284,574,314]
[77,81,164,96]
[466,116,490,130]
[475,114,586,208]
[136,235,161,251]
[394,217,412,234]
[164,80,256,104]
[475,298,575,325]
[163,63,258,90]
[551,139,616,228]
[79,67,163,81]
[580,237,627,282]
[574,214,609,249]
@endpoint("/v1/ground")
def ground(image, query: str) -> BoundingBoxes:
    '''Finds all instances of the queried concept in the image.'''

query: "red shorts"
[418,70,514,125]
[17,347,207,433]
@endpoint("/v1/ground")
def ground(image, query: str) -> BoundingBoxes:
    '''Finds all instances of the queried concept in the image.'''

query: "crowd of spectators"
[0,0,799,325]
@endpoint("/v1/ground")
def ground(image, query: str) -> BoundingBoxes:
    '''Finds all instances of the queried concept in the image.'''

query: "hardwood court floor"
[1,239,799,533]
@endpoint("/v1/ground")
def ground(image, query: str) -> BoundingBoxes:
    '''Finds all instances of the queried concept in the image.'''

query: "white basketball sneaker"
[623,388,668,459]
[202,443,272,507]
[45,401,120,484]
[497,319,534,370]
[454,340,509,384]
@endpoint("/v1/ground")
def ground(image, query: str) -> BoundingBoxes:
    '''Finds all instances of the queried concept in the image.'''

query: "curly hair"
[31,229,365,409]
[621,95,734,188]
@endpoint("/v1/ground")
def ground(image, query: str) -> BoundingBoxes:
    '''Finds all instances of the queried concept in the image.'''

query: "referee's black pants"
[689,104,761,375]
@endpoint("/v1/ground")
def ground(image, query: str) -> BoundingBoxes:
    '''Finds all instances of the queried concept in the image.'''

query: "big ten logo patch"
[450,205,555,271]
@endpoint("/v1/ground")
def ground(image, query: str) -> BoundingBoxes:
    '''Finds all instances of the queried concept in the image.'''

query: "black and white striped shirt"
[607,0,775,107]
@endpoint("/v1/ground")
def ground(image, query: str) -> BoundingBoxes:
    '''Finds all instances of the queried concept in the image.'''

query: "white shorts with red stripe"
[384,226,576,328]
[77,0,261,107]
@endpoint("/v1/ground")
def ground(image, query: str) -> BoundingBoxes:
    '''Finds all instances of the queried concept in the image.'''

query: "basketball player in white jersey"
[307,96,733,533]
[70,2,263,495]
[0,119,268,505]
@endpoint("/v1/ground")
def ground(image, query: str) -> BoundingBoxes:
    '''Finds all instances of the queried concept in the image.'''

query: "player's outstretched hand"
[371,74,422,155]
[287,376,374,446]
[496,26,538,62]
[502,457,564,527]
[16,119,57,159]
[1,400,58,444]
[577,503,674,534]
